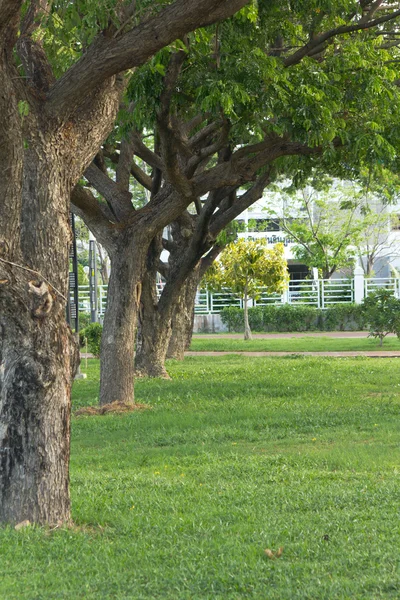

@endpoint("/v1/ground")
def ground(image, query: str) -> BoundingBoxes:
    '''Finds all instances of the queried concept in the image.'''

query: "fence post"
[281,288,289,304]
[353,266,365,304]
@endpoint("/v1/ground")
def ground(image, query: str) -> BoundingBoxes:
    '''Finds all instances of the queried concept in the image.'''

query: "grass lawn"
[1,356,400,599]
[189,335,400,352]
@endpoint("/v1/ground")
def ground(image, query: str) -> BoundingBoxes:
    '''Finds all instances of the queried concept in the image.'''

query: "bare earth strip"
[185,351,400,357]
[192,331,393,339]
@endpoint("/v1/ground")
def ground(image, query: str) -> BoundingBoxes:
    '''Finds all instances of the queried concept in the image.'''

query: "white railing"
[74,277,363,319]
[364,277,400,297]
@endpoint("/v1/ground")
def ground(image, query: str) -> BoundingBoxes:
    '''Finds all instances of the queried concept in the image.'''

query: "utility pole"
[89,231,98,323]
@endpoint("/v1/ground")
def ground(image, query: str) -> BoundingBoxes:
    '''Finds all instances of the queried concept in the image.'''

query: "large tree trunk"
[0,140,79,525]
[167,266,201,360]
[0,285,78,525]
[99,232,147,405]
[134,270,174,379]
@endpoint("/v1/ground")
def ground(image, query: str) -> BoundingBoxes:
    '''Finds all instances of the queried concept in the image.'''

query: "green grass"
[2,356,400,599]
[190,335,400,352]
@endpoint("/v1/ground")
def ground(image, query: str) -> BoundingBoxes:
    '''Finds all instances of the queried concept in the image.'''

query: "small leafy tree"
[361,290,400,346]
[204,240,288,340]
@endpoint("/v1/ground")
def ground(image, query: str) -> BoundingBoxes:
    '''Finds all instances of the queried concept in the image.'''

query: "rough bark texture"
[0,272,78,524]
[0,134,80,525]
[167,266,201,360]
[99,233,146,405]
[135,308,173,379]
[135,257,173,379]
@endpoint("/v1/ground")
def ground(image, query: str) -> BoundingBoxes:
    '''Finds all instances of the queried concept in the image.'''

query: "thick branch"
[200,244,224,276]
[131,131,163,170]
[193,137,322,197]
[130,160,152,190]
[116,137,135,191]
[84,162,134,222]
[17,0,54,93]
[210,170,272,236]
[45,0,248,117]
[71,185,117,251]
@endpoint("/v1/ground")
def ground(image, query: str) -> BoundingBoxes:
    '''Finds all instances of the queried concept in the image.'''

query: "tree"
[265,182,375,278]
[204,240,288,340]
[355,201,400,277]
[76,3,400,379]
[362,289,400,346]
[0,0,248,526]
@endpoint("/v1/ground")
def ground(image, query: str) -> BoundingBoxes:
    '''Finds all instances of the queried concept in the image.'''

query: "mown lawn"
[1,356,400,599]
[190,335,400,352]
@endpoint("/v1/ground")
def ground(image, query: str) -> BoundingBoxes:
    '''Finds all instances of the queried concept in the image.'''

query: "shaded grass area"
[190,335,400,352]
[1,356,400,599]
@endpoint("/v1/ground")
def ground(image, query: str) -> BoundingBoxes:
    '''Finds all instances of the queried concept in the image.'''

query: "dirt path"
[185,350,400,358]
[192,331,387,339]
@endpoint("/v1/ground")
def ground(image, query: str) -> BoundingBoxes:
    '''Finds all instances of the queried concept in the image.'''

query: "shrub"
[80,322,103,357]
[220,306,245,332]
[79,312,91,330]
[220,303,367,333]
[323,303,366,331]
[361,290,400,345]
[272,304,320,331]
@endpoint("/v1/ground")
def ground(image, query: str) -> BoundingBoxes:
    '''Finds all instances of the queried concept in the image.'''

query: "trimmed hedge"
[220,303,366,333]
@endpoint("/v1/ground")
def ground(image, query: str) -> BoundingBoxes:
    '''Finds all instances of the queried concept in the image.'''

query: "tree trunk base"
[166,349,185,360]
[135,365,171,379]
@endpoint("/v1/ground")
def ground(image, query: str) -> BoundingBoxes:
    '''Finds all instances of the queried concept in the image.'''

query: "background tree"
[265,182,383,278]
[0,0,247,526]
[204,240,288,340]
[362,289,400,346]
[77,2,400,379]
[355,199,400,277]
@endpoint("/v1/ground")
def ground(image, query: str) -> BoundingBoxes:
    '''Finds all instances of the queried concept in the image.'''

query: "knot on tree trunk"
[28,280,54,318]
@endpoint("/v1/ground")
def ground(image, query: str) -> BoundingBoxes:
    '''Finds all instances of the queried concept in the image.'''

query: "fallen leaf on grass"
[264,547,283,559]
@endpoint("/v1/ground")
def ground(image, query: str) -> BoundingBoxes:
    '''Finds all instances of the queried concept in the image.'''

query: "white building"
[236,183,400,281]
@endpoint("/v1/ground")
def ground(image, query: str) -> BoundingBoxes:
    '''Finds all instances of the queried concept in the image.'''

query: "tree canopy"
[204,239,288,339]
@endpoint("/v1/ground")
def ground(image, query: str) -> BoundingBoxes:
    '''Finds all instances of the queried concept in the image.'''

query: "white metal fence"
[74,276,370,319]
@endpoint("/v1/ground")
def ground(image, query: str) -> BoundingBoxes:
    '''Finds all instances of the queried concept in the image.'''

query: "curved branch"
[71,185,117,251]
[45,0,248,118]
[284,7,400,67]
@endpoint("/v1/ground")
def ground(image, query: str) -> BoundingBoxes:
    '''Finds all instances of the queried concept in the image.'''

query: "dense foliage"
[80,323,103,358]
[220,303,367,332]
[361,289,400,345]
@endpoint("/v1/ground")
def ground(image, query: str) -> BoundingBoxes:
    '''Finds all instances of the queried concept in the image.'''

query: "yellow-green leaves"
[204,238,289,299]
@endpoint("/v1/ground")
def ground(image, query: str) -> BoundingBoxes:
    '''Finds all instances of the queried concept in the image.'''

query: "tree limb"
[84,162,134,222]
[284,6,400,67]
[45,0,249,118]
[17,0,54,93]
[71,185,117,251]
[210,170,272,237]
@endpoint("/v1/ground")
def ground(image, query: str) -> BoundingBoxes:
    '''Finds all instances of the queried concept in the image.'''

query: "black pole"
[89,234,98,323]
[67,213,80,332]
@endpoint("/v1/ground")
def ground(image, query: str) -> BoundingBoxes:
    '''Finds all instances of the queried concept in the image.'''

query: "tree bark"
[167,266,201,360]
[243,284,252,340]
[99,232,147,405]
[0,280,78,524]
[0,140,79,525]
[135,270,173,379]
